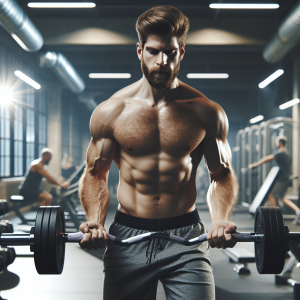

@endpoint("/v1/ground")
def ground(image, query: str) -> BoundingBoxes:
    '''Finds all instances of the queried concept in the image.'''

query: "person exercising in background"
[78,6,238,300]
[248,136,300,214]
[19,148,70,206]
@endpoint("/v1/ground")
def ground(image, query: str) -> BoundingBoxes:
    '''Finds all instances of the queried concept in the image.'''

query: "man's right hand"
[79,222,109,250]
[248,164,253,172]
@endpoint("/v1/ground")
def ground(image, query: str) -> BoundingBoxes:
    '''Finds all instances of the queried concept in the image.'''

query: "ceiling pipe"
[39,51,85,94]
[263,1,300,63]
[0,0,43,52]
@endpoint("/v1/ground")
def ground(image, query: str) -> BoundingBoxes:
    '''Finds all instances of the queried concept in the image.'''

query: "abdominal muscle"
[117,151,197,219]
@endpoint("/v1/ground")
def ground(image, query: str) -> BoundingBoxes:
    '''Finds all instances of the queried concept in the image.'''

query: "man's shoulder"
[179,83,228,139]
[30,160,43,172]
[179,82,225,115]
[93,97,126,119]
[90,97,126,139]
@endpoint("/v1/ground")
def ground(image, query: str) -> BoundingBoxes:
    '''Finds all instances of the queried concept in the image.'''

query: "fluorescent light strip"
[14,71,41,90]
[258,69,284,89]
[209,3,279,9]
[187,73,229,79]
[279,98,300,110]
[250,115,264,124]
[89,73,131,79]
[28,2,95,8]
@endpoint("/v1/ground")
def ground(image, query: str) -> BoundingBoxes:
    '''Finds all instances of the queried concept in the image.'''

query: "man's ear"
[137,42,143,61]
[179,44,185,61]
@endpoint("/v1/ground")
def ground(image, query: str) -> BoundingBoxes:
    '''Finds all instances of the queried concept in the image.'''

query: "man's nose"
[156,52,168,66]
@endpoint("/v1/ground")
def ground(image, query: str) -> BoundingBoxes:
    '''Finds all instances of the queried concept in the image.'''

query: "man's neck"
[278,146,287,152]
[139,76,179,106]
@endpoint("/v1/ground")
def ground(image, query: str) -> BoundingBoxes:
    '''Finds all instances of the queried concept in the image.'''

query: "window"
[0,44,48,179]
[0,89,48,179]
[25,92,35,169]
[0,105,11,177]
[14,104,23,176]
[38,90,47,154]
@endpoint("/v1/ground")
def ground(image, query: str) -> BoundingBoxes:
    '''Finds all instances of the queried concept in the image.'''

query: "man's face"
[138,35,185,89]
[44,153,52,165]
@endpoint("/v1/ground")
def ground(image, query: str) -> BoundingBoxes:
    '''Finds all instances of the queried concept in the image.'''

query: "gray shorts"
[103,210,215,300]
[271,179,289,199]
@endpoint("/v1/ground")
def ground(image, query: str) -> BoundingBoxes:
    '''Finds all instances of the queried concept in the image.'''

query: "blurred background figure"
[19,148,70,206]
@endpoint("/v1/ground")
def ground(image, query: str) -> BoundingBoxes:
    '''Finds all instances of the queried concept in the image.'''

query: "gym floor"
[1,204,299,300]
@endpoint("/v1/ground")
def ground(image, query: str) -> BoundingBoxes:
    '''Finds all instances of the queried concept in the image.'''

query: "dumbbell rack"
[0,199,17,298]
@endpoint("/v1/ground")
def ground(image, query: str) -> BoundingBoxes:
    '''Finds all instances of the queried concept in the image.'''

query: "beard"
[141,57,180,89]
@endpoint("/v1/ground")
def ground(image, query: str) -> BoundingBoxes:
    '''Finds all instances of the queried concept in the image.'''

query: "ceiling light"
[89,73,131,79]
[258,69,284,89]
[187,73,229,79]
[250,115,264,124]
[0,87,12,106]
[28,2,96,8]
[279,98,300,110]
[14,71,41,90]
[209,3,279,9]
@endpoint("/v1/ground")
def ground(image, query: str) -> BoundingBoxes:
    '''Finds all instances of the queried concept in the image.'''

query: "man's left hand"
[207,221,237,249]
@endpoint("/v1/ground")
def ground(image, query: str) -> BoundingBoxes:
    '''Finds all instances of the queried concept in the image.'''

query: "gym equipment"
[0,205,298,276]
[0,221,13,234]
[235,117,294,207]
[0,247,16,272]
[224,248,255,274]
[0,200,9,217]
[10,195,36,225]
[249,166,281,214]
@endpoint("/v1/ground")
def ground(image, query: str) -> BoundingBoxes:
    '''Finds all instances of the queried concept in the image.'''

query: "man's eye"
[166,50,176,56]
[149,51,158,55]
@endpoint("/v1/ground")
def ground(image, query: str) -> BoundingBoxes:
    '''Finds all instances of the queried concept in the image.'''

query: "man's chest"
[113,104,206,156]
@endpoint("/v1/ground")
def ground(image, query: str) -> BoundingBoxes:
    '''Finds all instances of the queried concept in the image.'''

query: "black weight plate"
[40,207,52,274]
[34,206,47,274]
[266,207,281,274]
[48,206,65,274]
[273,207,286,273]
[255,207,272,274]
[255,206,285,274]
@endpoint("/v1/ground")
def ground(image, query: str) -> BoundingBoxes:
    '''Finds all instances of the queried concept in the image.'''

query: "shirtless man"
[19,148,70,206]
[79,6,238,300]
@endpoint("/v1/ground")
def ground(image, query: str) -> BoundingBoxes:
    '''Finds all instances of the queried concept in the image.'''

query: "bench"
[223,247,256,274]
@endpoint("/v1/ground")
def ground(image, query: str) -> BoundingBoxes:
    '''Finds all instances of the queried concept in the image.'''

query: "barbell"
[0,205,298,275]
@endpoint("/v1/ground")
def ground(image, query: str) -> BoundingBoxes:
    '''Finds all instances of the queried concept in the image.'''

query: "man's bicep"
[86,137,116,177]
[202,137,232,175]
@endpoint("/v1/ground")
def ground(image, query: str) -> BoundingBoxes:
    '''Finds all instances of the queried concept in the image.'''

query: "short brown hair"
[136,6,190,47]
[276,136,287,147]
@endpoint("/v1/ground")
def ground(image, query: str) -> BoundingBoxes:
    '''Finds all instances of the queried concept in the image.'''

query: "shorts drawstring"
[146,223,164,265]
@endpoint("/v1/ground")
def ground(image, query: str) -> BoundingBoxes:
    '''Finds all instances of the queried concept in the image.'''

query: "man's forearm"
[79,168,110,226]
[252,158,264,168]
[207,168,238,225]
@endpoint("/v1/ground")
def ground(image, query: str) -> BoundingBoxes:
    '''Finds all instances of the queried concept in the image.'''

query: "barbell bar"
[0,205,298,275]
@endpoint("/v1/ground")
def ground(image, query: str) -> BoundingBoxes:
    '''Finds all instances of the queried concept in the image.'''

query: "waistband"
[114,209,200,231]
